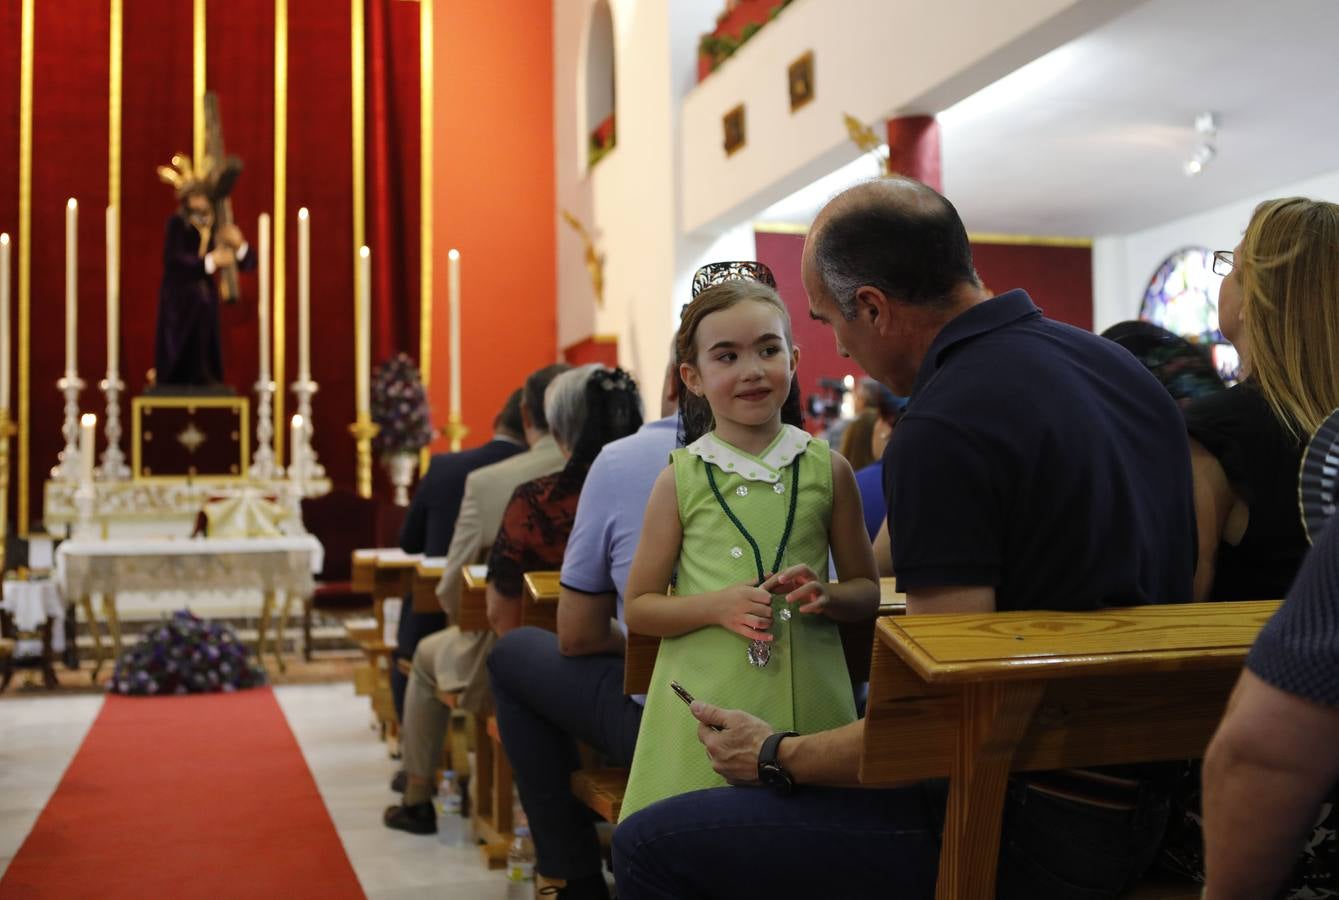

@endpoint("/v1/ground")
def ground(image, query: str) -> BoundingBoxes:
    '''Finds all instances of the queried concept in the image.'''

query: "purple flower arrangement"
[110,610,266,696]
[371,352,435,456]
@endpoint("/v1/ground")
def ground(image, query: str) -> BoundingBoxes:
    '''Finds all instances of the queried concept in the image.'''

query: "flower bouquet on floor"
[110,610,266,696]
[370,352,436,506]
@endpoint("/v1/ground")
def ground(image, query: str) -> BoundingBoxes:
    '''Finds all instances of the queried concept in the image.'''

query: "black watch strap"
[758,731,799,792]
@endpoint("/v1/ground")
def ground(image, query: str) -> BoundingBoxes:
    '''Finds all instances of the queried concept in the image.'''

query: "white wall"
[1092,166,1339,333]
[554,0,718,413]
[678,0,1139,235]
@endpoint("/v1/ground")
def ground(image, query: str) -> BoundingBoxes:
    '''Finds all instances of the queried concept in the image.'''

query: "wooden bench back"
[859,599,1280,900]
[457,564,491,632]
[522,571,561,633]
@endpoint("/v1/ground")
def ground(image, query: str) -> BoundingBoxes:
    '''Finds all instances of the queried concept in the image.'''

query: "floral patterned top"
[486,471,581,598]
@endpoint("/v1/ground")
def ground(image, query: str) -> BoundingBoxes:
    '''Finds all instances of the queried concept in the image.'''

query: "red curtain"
[28,0,112,530]
[366,0,420,368]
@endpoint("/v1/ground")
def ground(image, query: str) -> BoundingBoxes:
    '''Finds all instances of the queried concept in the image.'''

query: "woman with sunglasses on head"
[1161,197,1339,893]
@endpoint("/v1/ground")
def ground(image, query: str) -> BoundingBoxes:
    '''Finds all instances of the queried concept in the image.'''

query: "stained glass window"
[1139,246,1240,384]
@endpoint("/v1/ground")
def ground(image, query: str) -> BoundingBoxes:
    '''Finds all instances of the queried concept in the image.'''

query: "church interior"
[3,0,1339,897]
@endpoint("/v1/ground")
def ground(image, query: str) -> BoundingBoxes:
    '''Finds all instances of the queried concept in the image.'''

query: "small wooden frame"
[722,104,746,156]
[787,50,814,111]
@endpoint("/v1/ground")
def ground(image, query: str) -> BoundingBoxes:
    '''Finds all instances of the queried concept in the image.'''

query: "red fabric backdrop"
[4,1,426,525]
[755,230,1095,411]
[428,1,557,452]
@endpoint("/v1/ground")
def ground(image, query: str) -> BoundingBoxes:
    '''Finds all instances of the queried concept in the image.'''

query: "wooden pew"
[412,556,447,614]
[522,571,561,632]
[860,600,1280,900]
[574,578,907,824]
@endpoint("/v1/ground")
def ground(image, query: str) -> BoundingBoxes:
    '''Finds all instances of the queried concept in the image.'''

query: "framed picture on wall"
[788,51,814,111]
[723,104,746,156]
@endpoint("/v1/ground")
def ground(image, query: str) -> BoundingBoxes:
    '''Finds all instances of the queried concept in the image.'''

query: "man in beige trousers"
[384,363,569,833]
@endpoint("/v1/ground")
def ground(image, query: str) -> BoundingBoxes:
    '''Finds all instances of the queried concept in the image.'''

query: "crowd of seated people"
[372,182,1339,900]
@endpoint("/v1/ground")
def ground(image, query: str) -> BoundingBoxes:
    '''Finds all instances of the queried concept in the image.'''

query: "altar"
[57,534,324,675]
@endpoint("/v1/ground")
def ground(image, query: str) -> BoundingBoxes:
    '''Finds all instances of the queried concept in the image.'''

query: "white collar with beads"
[685,424,812,484]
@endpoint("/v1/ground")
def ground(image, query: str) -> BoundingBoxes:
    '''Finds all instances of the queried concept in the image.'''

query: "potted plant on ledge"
[371,353,435,506]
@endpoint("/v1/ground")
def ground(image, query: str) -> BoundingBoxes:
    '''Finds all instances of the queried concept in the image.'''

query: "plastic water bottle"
[505,826,535,898]
[435,771,464,846]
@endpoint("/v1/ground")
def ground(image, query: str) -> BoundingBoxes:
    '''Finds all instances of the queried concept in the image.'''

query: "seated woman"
[484,364,644,637]
[1162,196,1339,891]
[1184,198,1337,604]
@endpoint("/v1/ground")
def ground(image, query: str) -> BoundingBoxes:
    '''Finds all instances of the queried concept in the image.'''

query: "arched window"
[585,1,616,170]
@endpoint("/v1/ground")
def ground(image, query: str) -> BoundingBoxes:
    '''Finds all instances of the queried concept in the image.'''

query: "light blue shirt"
[559,416,678,633]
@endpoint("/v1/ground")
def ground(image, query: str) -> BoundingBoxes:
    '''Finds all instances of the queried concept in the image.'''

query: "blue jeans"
[614,775,1168,900]
[487,627,643,881]
[391,603,446,721]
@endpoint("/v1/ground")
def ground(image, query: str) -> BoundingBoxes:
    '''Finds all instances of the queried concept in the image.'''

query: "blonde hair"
[1239,197,1339,436]
[839,409,878,471]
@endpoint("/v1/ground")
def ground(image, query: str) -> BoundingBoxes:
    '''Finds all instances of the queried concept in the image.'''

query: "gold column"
[273,0,288,464]
[17,0,34,537]
[109,0,123,213]
[351,0,368,493]
[193,0,206,170]
[419,0,433,473]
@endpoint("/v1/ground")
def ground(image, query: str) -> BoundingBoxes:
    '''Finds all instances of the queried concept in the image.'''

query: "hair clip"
[691,261,778,297]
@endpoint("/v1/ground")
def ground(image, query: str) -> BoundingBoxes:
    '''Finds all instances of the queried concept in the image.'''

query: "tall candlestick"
[297,207,310,382]
[290,414,304,487]
[105,205,118,376]
[356,246,371,417]
[448,248,461,419]
[65,198,78,377]
[258,213,271,383]
[80,413,96,485]
[1,233,10,412]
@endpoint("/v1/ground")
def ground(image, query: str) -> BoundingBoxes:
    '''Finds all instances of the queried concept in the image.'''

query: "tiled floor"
[0,684,508,899]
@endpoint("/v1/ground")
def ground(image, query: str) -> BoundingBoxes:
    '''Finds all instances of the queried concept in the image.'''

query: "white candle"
[356,246,371,417]
[65,198,78,377]
[105,205,118,377]
[290,414,304,484]
[297,207,310,382]
[80,413,96,484]
[1,233,10,412]
[257,213,271,384]
[448,248,461,418]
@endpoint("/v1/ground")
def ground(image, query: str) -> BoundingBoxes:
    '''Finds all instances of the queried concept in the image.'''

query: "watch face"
[759,762,793,794]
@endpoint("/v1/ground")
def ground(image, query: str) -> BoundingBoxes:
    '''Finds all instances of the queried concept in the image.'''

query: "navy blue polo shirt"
[884,290,1195,612]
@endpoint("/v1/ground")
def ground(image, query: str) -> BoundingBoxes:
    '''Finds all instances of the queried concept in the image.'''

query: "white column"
[448,248,461,419]
[258,213,271,383]
[105,205,118,376]
[356,246,371,417]
[297,207,310,382]
[65,198,78,376]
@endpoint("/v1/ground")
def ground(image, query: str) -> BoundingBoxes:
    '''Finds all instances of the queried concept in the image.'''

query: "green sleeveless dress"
[619,424,856,821]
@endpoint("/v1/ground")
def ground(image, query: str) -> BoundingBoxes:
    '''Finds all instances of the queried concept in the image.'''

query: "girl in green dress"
[620,276,880,821]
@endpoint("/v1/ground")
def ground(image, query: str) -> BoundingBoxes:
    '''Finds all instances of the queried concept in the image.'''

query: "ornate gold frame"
[131,396,251,484]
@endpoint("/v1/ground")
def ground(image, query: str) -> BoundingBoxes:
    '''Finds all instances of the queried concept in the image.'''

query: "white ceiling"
[757,0,1339,237]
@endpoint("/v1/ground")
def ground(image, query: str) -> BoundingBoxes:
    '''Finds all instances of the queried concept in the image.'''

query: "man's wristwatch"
[757,731,799,795]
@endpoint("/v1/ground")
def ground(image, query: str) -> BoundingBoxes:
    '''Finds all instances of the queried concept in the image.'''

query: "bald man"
[612,178,1195,899]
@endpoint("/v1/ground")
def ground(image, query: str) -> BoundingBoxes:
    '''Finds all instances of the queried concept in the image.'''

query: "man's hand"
[691,701,773,785]
[761,564,829,615]
[713,582,773,642]
[218,224,245,249]
[210,247,236,268]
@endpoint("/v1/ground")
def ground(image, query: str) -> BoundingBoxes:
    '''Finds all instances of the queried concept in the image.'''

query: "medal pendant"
[747,639,771,668]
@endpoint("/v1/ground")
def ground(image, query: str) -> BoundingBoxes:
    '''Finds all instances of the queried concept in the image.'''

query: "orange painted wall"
[430,2,556,450]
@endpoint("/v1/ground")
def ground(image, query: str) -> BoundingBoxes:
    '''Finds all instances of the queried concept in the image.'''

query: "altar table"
[56,535,324,677]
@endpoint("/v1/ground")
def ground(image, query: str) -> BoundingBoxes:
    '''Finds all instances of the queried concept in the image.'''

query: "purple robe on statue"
[153,214,255,387]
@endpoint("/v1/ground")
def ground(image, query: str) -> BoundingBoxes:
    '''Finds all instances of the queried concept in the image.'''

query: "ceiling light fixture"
[1184,111,1219,177]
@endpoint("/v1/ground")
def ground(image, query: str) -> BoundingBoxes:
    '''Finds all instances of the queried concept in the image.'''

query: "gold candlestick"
[444,412,469,453]
[348,416,380,499]
[0,409,17,571]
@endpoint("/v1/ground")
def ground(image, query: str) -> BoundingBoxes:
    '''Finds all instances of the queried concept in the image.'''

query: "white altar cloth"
[2,580,65,656]
[56,535,325,600]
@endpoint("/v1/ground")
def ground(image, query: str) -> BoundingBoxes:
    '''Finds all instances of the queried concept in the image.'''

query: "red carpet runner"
[0,688,363,899]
